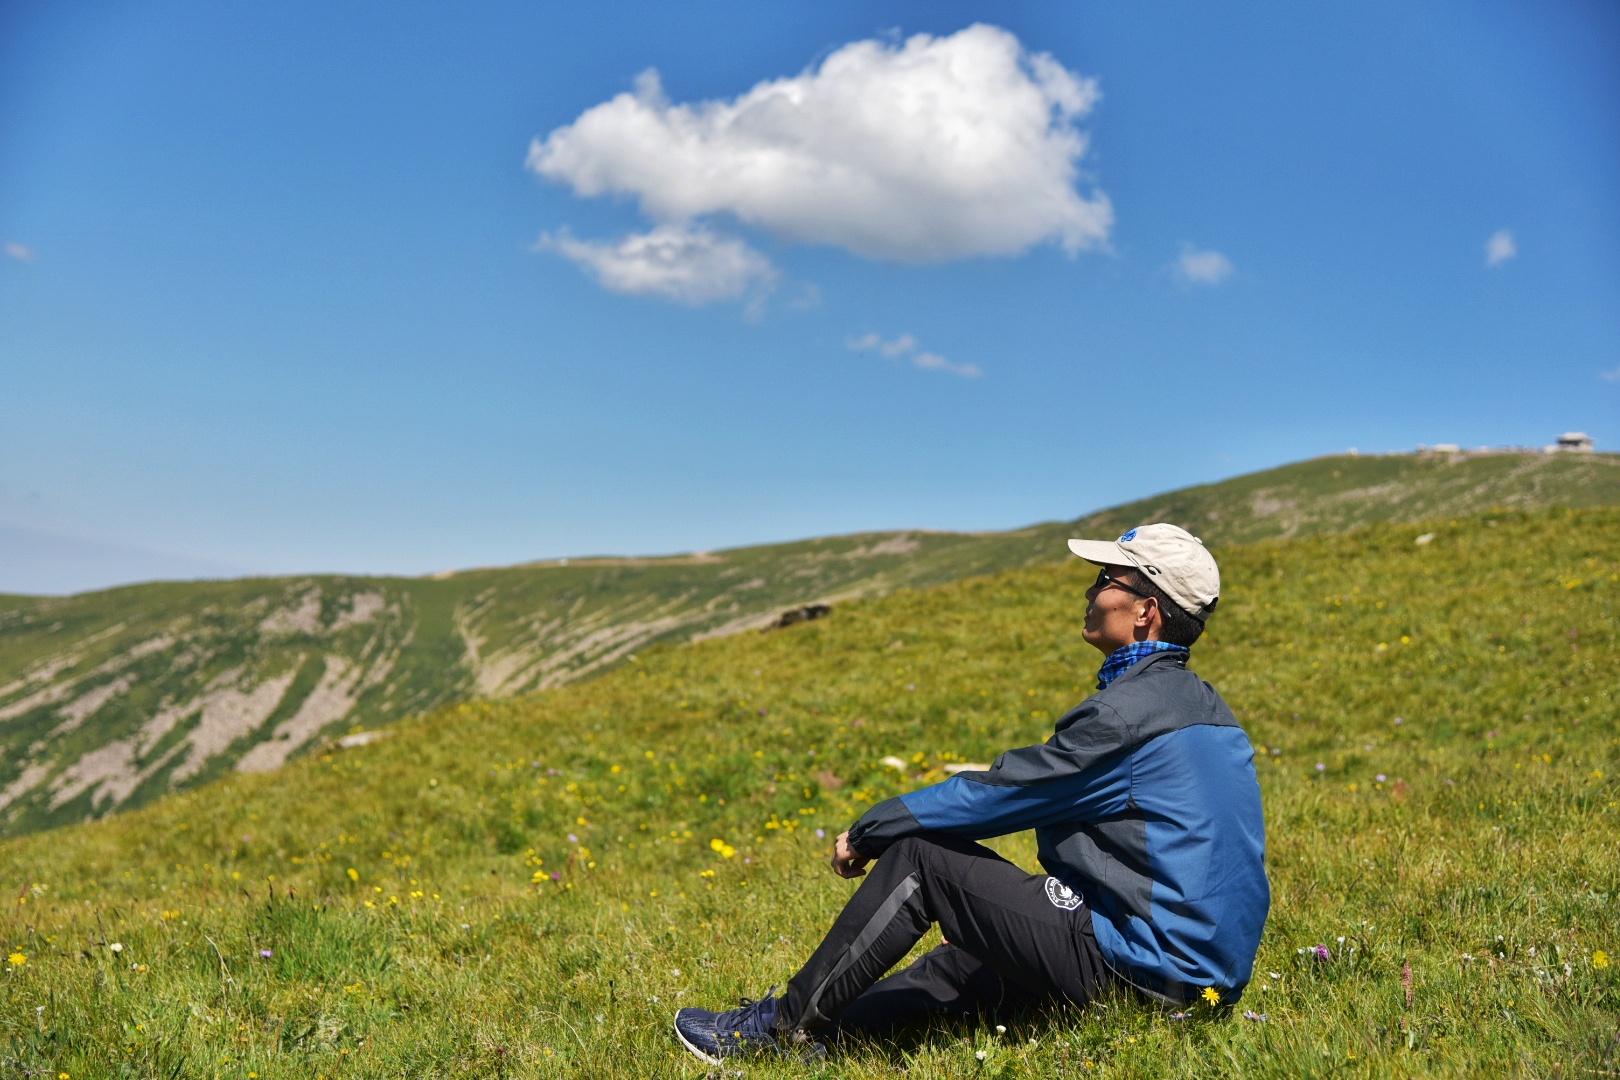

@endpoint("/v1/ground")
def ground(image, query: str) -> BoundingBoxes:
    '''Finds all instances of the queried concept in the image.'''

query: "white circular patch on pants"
[1044,877,1083,911]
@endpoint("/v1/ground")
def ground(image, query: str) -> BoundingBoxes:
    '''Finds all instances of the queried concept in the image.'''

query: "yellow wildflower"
[1201,986,1221,1005]
[346,867,359,882]
[1596,950,1611,970]
[7,951,25,966]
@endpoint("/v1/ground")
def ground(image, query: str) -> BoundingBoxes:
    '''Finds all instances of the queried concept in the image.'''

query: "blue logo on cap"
[1118,528,1138,542]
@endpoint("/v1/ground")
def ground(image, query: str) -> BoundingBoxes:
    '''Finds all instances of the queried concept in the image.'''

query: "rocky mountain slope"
[1,448,1614,836]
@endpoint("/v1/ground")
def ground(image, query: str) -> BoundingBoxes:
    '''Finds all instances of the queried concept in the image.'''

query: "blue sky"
[2,1,1617,594]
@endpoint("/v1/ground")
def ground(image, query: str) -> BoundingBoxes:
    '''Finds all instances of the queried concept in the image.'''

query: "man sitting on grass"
[675,524,1269,1062]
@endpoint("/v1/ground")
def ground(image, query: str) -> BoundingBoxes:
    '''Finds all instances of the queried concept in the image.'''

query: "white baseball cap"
[1067,523,1220,623]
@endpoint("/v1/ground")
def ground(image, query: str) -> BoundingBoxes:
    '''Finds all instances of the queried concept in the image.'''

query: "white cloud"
[913,351,983,378]
[1600,365,1620,383]
[1485,228,1516,267]
[528,24,1111,263]
[536,222,777,305]
[4,242,35,263]
[847,332,917,357]
[846,332,981,377]
[1175,245,1233,285]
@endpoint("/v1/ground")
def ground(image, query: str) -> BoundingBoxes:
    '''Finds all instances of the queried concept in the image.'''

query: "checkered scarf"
[1096,640,1189,690]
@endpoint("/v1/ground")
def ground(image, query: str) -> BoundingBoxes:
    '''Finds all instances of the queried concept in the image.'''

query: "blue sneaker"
[673,990,783,1063]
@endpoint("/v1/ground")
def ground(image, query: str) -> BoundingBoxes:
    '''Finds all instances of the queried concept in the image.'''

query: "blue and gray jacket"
[846,650,1269,1003]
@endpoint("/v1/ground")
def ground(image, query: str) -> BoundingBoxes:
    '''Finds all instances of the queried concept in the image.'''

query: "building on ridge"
[1545,432,1595,453]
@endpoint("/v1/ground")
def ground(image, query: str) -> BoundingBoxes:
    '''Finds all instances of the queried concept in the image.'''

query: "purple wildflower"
[550,873,560,881]
[567,833,578,843]
[1242,1010,1267,1022]
[1313,944,1330,962]
[259,949,273,959]
[1376,774,1387,783]
[815,829,826,839]
[1315,763,1326,772]
[758,707,767,715]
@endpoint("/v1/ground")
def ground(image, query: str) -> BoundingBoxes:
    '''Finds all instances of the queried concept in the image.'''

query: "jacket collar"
[1054,649,1190,733]
[1095,641,1190,690]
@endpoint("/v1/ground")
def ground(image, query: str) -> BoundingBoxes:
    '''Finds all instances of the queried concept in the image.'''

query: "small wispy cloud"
[1485,228,1516,268]
[846,332,917,357]
[912,351,983,378]
[846,332,981,377]
[1600,365,1620,383]
[536,222,776,306]
[4,242,35,263]
[1174,244,1233,286]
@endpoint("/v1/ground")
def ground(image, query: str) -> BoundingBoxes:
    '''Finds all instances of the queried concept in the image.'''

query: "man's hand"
[831,831,870,879]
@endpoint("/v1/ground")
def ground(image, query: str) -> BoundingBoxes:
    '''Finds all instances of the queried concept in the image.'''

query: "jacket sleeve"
[845,794,925,858]
[846,700,1134,858]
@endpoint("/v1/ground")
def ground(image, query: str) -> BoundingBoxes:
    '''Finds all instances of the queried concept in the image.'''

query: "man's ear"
[1136,597,1162,634]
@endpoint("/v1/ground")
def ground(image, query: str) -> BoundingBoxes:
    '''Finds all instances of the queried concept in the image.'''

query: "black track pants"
[780,834,1114,1033]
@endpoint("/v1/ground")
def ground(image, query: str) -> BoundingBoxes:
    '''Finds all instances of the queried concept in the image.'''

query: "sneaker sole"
[672,1013,725,1066]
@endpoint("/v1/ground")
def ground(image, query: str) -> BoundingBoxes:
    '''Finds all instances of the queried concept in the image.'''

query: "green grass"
[3,450,1616,839]
[0,507,1616,1078]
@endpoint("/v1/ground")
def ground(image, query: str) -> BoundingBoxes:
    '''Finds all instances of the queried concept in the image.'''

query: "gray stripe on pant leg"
[800,873,922,1028]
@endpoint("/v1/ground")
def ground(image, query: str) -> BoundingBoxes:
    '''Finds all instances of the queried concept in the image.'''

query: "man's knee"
[886,832,989,861]
[879,833,989,879]
[881,833,961,871]
[886,835,928,861]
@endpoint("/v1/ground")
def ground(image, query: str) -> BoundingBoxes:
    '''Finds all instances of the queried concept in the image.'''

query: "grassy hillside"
[1070,449,1620,545]
[1,449,1614,839]
[0,507,1614,1077]
[0,528,1066,837]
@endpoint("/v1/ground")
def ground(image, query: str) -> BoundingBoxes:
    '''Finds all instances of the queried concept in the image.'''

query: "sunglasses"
[1092,567,1154,601]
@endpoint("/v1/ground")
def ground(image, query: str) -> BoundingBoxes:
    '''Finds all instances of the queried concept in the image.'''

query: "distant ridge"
[0,448,1614,836]
[1069,449,1620,546]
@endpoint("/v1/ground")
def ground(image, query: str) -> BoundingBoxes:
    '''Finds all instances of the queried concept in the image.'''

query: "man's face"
[1082,563,1156,654]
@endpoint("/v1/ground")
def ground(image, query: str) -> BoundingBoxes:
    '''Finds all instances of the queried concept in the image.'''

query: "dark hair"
[1121,568,1206,647]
